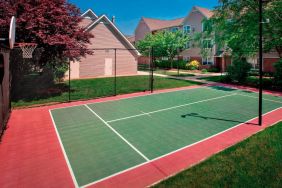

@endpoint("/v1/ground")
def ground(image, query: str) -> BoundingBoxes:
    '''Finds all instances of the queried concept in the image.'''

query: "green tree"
[196,0,282,59]
[137,30,190,68]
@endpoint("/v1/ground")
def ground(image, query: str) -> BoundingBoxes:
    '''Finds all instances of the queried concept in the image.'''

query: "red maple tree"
[0,0,93,64]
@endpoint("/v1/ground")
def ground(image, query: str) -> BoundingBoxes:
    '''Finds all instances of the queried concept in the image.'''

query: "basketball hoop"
[17,43,37,59]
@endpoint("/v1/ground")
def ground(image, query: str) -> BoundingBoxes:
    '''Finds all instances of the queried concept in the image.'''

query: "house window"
[202,39,213,49]
[183,56,191,61]
[202,56,214,65]
[183,25,191,34]
[185,42,190,49]
[170,27,179,32]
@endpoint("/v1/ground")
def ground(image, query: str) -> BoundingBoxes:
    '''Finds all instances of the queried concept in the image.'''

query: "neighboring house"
[69,9,140,79]
[134,6,280,72]
[126,35,135,45]
[135,6,215,68]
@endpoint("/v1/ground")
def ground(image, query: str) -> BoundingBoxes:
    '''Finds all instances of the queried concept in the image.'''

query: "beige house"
[135,6,280,72]
[69,9,140,79]
[135,6,213,65]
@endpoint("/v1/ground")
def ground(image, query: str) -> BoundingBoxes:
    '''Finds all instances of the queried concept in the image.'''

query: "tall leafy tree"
[0,0,93,65]
[137,30,190,68]
[196,0,282,59]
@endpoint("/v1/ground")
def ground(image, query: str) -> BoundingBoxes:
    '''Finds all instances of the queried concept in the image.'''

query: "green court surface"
[50,86,282,187]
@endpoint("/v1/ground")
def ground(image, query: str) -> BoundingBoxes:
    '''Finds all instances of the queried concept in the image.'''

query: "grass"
[12,75,201,108]
[199,75,224,82]
[154,69,195,77]
[154,122,282,188]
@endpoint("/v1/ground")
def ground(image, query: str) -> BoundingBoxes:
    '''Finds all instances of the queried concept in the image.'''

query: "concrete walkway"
[138,71,223,84]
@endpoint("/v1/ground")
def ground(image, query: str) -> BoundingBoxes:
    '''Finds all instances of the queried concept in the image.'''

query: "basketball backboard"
[9,16,16,49]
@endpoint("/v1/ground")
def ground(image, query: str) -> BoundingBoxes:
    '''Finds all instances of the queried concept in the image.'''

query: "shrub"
[155,59,188,70]
[208,67,220,73]
[186,60,200,70]
[227,59,252,83]
[201,69,208,73]
[274,59,282,87]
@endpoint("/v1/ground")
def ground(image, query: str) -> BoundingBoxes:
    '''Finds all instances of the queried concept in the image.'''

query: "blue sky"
[69,0,219,36]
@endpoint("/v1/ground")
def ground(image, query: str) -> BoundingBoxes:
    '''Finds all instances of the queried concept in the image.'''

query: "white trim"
[81,106,282,188]
[106,93,237,123]
[85,15,140,56]
[49,110,79,188]
[84,104,150,161]
[81,9,98,19]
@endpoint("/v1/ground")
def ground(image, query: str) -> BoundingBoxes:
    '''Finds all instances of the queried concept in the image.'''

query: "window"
[202,56,214,65]
[183,25,191,34]
[185,42,190,49]
[183,56,191,61]
[202,39,213,49]
[170,27,179,32]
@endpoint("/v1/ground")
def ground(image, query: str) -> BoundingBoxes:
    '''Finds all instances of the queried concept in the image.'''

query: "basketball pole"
[258,0,263,126]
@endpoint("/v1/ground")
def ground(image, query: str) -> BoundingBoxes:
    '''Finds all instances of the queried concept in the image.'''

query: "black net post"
[150,47,154,93]
[114,48,117,96]
[177,48,180,77]
[258,0,263,125]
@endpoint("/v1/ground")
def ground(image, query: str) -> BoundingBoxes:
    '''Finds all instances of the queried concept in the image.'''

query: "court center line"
[237,94,282,104]
[107,93,238,123]
[84,104,150,162]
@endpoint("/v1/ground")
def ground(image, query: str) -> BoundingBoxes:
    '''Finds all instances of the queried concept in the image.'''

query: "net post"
[258,0,263,126]
[150,47,154,93]
[114,49,117,96]
[177,48,180,77]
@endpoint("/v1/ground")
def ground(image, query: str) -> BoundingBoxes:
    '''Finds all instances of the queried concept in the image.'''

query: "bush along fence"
[11,48,157,108]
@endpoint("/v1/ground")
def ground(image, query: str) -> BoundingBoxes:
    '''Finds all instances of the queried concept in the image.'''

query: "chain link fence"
[11,48,155,108]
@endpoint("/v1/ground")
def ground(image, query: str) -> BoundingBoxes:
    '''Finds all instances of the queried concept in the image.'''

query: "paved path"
[138,71,223,84]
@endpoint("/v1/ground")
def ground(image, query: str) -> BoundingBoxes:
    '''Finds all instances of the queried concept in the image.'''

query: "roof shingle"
[142,17,184,31]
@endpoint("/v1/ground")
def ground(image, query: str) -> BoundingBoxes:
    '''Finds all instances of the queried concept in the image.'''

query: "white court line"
[49,110,80,188]
[81,106,282,188]
[107,93,237,123]
[237,94,282,104]
[84,104,150,162]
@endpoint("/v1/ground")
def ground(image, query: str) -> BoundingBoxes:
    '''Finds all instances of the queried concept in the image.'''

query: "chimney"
[112,16,115,24]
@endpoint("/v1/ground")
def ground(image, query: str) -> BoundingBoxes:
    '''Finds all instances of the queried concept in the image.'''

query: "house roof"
[127,35,135,44]
[194,6,214,18]
[84,15,140,56]
[81,9,98,19]
[142,17,184,31]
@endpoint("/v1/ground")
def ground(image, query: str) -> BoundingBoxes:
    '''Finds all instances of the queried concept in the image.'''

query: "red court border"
[0,84,281,188]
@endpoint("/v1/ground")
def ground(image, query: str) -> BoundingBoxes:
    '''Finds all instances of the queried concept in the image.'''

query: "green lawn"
[154,122,282,188]
[12,75,201,108]
[199,75,224,82]
[154,69,195,77]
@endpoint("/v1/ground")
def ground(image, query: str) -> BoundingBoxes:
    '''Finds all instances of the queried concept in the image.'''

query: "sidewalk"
[138,71,222,84]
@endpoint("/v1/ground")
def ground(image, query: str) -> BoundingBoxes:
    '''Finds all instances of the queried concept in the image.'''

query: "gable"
[182,7,208,32]
[81,9,98,20]
[86,16,140,57]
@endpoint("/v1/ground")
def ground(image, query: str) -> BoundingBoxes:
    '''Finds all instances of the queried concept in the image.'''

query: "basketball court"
[48,85,282,187]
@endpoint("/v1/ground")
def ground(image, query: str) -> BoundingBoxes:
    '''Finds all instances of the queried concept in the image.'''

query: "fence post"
[114,48,117,96]
[150,47,154,93]
[68,59,71,102]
